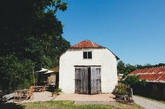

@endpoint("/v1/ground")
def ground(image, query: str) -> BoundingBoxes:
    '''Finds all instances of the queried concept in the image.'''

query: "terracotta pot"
[58,92,62,95]
[52,94,57,97]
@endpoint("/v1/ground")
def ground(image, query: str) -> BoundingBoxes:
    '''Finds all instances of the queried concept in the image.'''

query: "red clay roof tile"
[70,40,105,48]
[67,39,119,60]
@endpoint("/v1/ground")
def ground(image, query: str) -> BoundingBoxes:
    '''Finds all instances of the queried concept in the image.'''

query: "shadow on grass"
[0,102,25,109]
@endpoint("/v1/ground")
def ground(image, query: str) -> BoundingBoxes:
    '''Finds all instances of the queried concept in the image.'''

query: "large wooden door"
[91,67,101,94]
[75,67,88,94]
[75,66,101,94]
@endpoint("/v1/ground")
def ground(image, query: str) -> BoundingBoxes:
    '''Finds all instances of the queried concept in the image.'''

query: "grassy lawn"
[0,100,144,109]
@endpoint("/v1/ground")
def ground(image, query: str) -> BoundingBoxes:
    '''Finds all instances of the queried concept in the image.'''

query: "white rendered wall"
[59,48,118,94]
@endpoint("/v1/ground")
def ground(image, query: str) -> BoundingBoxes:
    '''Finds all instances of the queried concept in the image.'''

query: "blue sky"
[56,0,165,65]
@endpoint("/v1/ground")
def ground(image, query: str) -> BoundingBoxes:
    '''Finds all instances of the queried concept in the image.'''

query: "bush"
[123,75,147,87]
[0,54,35,93]
[116,83,128,95]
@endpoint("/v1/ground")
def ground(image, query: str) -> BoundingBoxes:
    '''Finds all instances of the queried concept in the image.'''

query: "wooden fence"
[132,82,165,100]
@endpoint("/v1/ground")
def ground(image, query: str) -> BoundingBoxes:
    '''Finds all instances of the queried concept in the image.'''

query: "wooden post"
[32,68,35,86]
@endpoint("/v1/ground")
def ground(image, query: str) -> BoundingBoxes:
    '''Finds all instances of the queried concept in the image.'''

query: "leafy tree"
[123,75,140,85]
[0,54,35,93]
[0,0,70,69]
[136,63,165,69]
[117,60,125,74]
[0,0,70,93]
[123,75,147,87]
[45,35,70,68]
[117,60,137,77]
[155,63,165,67]
[124,64,137,77]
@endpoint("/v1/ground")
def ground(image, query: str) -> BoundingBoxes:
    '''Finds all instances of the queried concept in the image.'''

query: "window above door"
[83,51,92,59]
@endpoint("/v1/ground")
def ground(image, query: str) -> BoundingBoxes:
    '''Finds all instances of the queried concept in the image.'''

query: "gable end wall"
[59,48,118,94]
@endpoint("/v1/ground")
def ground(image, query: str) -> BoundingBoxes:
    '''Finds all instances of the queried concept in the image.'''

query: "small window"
[83,52,87,59]
[83,51,92,59]
[88,52,92,59]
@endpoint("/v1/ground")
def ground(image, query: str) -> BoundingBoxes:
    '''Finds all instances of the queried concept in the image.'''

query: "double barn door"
[75,66,101,94]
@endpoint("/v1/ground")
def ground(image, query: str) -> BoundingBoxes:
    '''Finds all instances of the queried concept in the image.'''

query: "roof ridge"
[70,39,104,48]
[67,39,119,60]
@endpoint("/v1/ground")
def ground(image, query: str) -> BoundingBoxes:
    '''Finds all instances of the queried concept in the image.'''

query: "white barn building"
[59,40,119,94]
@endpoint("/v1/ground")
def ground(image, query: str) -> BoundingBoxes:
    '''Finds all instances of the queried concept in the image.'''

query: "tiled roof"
[68,39,119,60]
[129,66,165,83]
[70,40,105,48]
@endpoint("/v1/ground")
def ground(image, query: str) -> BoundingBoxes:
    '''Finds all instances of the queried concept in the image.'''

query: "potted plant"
[56,88,62,95]
[115,83,128,100]
[52,90,57,97]
[117,84,127,95]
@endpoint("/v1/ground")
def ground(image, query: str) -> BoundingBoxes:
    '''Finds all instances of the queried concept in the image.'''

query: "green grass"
[0,100,144,109]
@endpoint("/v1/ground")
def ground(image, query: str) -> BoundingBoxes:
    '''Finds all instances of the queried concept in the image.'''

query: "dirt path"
[18,91,121,108]
[20,91,116,102]
[133,95,165,109]
[54,93,116,101]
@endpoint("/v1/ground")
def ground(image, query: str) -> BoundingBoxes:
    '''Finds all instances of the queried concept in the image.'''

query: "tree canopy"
[117,60,125,74]
[0,0,70,93]
[117,60,165,77]
[117,60,137,77]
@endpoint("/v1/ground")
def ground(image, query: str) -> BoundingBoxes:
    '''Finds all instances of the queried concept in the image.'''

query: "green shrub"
[117,83,127,95]
[123,75,147,87]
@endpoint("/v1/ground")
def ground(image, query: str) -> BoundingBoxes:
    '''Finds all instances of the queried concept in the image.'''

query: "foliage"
[123,75,147,87]
[0,0,70,69]
[52,91,58,94]
[139,80,147,86]
[124,64,137,77]
[116,83,128,95]
[0,0,70,93]
[136,63,165,69]
[117,60,165,78]
[56,88,62,92]
[123,75,140,85]
[0,54,35,93]
[117,60,125,74]
[52,88,62,94]
[117,60,137,77]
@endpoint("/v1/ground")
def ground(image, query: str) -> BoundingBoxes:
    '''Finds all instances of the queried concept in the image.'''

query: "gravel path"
[133,95,165,109]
